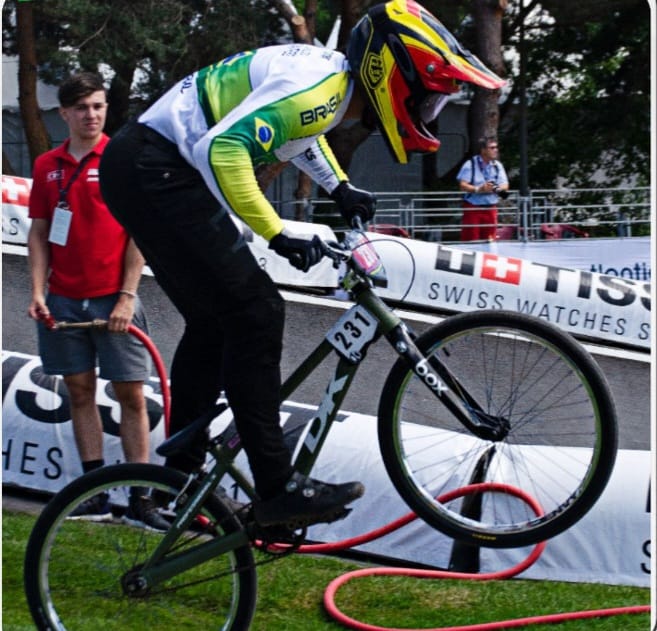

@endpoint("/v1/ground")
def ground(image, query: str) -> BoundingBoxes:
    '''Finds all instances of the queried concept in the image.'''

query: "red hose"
[127,324,171,436]
[295,484,649,630]
[38,315,171,436]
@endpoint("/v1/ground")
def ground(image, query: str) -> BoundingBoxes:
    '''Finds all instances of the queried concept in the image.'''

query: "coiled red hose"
[302,484,650,630]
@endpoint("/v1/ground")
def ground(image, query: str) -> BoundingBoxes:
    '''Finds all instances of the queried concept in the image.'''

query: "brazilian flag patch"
[254,117,274,152]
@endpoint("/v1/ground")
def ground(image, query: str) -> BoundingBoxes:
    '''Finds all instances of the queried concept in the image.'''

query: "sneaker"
[122,494,171,532]
[68,492,112,522]
[253,472,364,529]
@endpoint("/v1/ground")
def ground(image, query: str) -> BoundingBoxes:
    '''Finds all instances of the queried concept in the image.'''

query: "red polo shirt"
[28,135,129,299]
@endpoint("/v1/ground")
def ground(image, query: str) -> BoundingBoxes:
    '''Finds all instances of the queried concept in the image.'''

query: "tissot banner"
[364,233,651,349]
[467,237,651,283]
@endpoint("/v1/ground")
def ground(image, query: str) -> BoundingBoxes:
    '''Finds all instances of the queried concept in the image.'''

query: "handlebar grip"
[289,252,304,268]
[40,313,57,330]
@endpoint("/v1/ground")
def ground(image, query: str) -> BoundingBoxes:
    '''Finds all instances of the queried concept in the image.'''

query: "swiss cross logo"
[2,175,31,207]
[481,253,522,284]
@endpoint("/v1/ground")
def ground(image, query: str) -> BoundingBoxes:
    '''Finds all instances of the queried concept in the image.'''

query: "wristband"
[119,289,137,298]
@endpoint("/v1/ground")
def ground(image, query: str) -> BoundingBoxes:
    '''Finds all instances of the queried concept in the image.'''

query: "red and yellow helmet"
[347,0,506,163]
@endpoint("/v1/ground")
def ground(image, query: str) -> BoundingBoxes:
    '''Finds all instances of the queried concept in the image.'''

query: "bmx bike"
[24,224,618,630]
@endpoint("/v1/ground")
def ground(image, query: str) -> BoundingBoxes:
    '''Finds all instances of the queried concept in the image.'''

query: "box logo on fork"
[414,357,448,394]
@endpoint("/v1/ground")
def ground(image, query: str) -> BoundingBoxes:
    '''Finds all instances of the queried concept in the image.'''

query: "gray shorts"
[38,293,152,382]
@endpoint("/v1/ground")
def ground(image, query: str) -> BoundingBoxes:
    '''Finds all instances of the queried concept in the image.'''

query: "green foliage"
[290,0,339,44]
[2,0,650,188]
[500,0,650,188]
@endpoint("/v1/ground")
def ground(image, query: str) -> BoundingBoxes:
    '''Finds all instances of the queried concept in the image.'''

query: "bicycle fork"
[356,287,510,442]
[385,322,510,441]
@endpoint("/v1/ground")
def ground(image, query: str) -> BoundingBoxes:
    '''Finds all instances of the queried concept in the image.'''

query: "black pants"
[99,122,293,499]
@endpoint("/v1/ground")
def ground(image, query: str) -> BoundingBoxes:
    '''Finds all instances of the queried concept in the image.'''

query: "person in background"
[99,0,505,531]
[457,136,509,241]
[27,71,167,531]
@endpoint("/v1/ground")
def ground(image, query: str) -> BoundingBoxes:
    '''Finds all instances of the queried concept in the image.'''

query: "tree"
[3,1,282,135]
[14,1,50,166]
[468,0,507,150]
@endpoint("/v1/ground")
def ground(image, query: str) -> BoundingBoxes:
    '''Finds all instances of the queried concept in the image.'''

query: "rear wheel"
[379,310,618,548]
[24,463,257,630]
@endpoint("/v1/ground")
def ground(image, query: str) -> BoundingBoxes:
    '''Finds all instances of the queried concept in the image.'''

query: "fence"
[280,186,651,243]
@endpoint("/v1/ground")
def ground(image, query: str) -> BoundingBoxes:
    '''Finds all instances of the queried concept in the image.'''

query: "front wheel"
[24,463,257,630]
[378,310,618,548]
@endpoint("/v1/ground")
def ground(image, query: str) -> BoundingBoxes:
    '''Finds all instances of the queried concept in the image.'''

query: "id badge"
[49,203,73,246]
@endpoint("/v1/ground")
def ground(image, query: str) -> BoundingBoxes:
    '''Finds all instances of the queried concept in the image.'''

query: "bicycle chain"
[129,518,307,597]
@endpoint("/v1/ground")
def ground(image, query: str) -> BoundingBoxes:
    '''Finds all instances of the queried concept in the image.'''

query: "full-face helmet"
[347,0,506,163]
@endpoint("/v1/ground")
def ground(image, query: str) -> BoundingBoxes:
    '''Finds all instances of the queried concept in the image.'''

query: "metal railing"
[276,187,651,243]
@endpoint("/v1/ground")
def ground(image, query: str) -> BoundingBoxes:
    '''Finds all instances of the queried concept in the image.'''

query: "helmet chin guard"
[347,0,506,164]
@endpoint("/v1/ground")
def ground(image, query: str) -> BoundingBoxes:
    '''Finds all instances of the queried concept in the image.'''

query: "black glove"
[269,230,324,272]
[330,181,376,225]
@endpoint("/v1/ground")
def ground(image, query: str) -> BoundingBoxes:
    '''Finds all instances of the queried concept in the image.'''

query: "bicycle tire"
[378,310,618,548]
[24,463,257,630]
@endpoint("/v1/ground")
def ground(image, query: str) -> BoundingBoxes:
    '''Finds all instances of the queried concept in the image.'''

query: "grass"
[3,508,650,631]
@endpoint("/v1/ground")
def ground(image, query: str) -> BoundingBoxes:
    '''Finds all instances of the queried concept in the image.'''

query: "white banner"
[2,175,32,244]
[2,350,650,587]
[466,237,652,282]
[3,174,651,348]
[366,233,651,349]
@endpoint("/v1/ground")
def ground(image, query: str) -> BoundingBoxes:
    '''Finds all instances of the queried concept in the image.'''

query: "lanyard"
[57,154,93,205]
[476,156,499,183]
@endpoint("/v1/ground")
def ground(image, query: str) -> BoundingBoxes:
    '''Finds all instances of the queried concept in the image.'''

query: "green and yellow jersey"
[139,44,352,240]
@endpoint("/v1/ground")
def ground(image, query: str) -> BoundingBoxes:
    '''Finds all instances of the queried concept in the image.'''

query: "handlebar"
[321,217,388,288]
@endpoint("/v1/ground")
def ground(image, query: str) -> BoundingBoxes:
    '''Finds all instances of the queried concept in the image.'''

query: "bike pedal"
[252,523,307,551]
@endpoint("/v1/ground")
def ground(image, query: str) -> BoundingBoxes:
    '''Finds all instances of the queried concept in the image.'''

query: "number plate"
[326,305,378,363]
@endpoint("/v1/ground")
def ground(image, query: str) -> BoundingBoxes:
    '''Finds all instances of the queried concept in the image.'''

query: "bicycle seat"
[156,403,228,457]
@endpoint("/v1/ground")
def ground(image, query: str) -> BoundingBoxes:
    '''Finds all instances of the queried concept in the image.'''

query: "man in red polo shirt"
[27,72,166,530]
